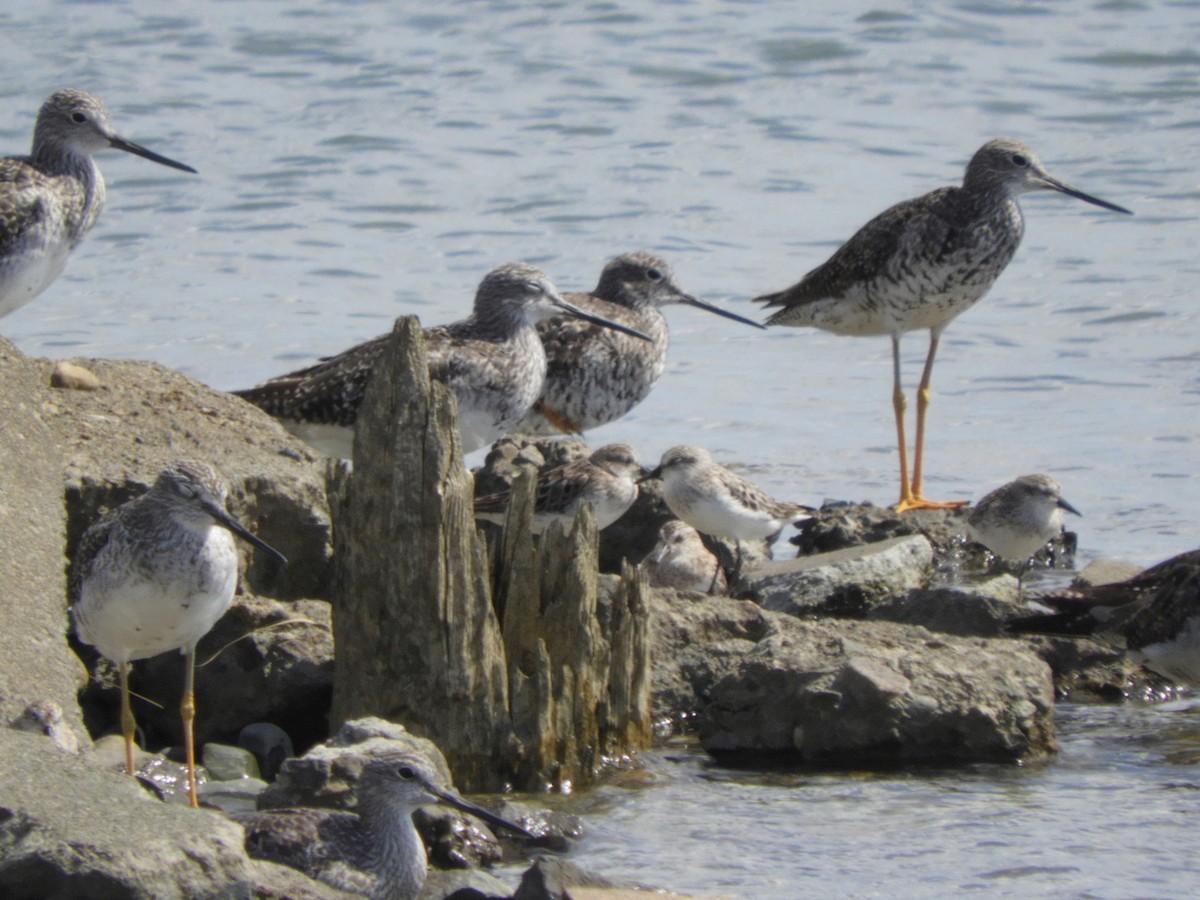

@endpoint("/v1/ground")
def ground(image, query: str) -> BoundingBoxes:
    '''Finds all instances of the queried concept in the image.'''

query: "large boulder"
[697,613,1056,766]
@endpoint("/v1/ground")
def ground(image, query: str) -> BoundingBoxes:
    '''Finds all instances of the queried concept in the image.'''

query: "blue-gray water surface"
[1,1,1198,896]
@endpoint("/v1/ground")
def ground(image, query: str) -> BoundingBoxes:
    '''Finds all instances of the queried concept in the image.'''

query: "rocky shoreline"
[0,334,1184,898]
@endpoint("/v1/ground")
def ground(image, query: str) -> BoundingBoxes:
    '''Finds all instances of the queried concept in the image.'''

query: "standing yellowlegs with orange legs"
[755,139,1131,512]
[512,251,764,436]
[966,474,1081,593]
[72,461,286,808]
[0,89,196,319]
[474,442,643,532]
[234,262,651,459]
[237,747,532,898]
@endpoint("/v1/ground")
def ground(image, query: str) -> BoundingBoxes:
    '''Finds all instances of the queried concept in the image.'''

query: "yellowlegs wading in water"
[0,89,196,319]
[644,444,813,573]
[512,251,764,436]
[236,747,533,899]
[966,473,1080,593]
[755,138,1131,512]
[72,461,286,808]
[233,262,652,458]
[474,442,643,532]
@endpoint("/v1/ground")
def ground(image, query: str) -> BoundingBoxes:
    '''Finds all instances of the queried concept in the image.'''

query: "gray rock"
[203,742,262,781]
[748,535,934,617]
[0,729,254,898]
[0,340,89,754]
[420,867,515,899]
[698,614,1056,765]
[513,858,628,900]
[866,577,1021,637]
[239,722,295,782]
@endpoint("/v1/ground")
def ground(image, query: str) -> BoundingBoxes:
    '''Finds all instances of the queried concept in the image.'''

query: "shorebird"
[512,251,764,436]
[1009,549,1200,685]
[0,89,196,319]
[641,519,728,595]
[474,442,642,532]
[756,138,1131,512]
[72,461,286,808]
[966,474,1080,590]
[236,747,533,899]
[233,262,651,458]
[643,445,813,570]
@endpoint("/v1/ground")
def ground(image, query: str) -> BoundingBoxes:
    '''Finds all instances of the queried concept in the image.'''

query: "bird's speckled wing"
[758,187,960,312]
[0,159,48,257]
[236,808,373,892]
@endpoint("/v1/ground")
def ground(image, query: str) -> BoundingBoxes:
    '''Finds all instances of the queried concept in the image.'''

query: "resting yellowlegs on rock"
[512,251,764,436]
[236,747,532,899]
[755,138,1131,512]
[0,89,196,319]
[644,445,813,569]
[474,442,643,532]
[966,474,1080,592]
[71,461,286,808]
[234,262,651,458]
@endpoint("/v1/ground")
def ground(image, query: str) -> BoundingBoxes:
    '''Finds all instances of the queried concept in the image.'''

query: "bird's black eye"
[396,765,415,780]
[646,267,664,282]
[71,112,87,124]
[1011,153,1029,167]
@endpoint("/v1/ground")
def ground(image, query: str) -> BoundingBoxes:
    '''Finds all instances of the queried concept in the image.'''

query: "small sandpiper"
[236,747,532,899]
[512,251,764,436]
[641,519,728,595]
[233,262,651,459]
[0,89,196,319]
[71,461,286,808]
[756,138,1131,512]
[643,445,813,570]
[474,442,643,532]
[966,474,1081,592]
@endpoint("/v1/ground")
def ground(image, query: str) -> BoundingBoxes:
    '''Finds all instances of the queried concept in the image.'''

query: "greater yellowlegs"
[236,747,532,899]
[234,262,651,458]
[513,251,764,436]
[643,445,813,569]
[72,461,286,808]
[0,89,196,319]
[756,139,1131,512]
[474,442,642,532]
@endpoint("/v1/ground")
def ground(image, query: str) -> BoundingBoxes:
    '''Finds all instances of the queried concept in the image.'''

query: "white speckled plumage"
[513,251,763,436]
[236,747,531,900]
[72,460,284,806]
[0,89,195,319]
[474,442,642,532]
[641,519,728,595]
[234,262,650,458]
[756,139,1130,512]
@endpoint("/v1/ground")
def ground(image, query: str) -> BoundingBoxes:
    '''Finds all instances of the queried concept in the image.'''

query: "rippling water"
[3,1,1199,896]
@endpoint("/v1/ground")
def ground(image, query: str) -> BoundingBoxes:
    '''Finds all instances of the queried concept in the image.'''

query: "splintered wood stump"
[328,317,650,792]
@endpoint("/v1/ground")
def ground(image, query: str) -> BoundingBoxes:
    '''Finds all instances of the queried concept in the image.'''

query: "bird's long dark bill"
[1042,176,1131,215]
[436,788,535,838]
[681,293,766,329]
[1059,498,1083,517]
[554,297,653,343]
[206,503,289,565]
[109,135,198,174]
[638,466,663,484]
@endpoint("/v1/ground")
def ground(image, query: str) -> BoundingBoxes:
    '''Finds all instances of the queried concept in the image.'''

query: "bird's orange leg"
[898,330,967,512]
[118,661,136,776]
[181,647,200,808]
[889,335,915,508]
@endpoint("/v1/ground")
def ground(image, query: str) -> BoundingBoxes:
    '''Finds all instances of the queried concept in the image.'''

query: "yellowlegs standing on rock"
[234,262,651,458]
[474,442,643,532]
[236,747,533,899]
[966,474,1080,592]
[512,251,764,436]
[756,138,1131,512]
[72,461,286,808]
[644,445,813,570]
[0,89,196,319]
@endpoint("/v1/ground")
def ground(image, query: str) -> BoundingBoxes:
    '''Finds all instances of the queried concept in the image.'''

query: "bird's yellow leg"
[118,661,136,776]
[899,330,967,512]
[890,335,916,509]
[182,647,199,808]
